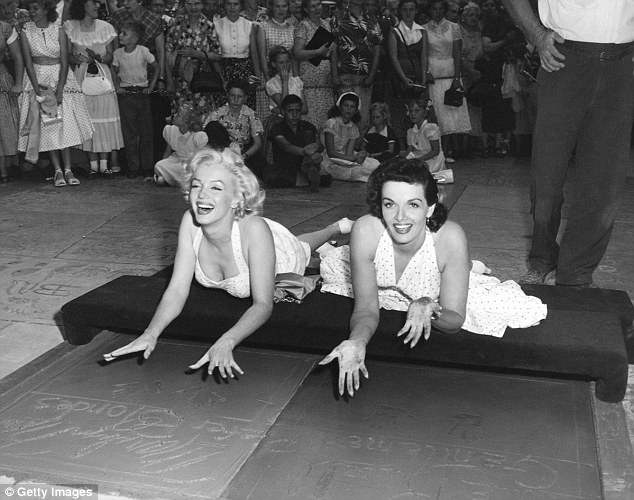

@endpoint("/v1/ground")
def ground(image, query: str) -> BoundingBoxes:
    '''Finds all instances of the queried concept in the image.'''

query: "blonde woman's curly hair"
[182,148,266,219]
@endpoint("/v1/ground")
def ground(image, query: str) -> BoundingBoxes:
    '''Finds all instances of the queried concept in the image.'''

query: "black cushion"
[61,275,631,403]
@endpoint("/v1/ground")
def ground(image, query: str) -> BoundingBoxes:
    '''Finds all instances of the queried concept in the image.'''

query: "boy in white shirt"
[112,20,159,178]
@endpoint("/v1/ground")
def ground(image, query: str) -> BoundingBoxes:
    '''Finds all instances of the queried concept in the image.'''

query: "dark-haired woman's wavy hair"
[27,0,58,22]
[366,158,448,232]
[69,0,90,20]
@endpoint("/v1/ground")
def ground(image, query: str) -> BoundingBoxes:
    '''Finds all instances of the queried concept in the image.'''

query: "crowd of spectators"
[0,0,538,186]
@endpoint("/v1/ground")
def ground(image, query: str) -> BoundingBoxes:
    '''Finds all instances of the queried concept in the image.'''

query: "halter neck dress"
[193,218,311,298]
[321,228,546,337]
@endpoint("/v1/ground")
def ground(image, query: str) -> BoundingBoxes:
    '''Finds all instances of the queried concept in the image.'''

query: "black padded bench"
[61,275,633,403]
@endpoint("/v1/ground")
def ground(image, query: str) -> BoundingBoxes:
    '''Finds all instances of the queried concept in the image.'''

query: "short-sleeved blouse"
[209,103,264,147]
[424,18,462,61]
[265,74,303,110]
[260,18,294,52]
[214,16,252,58]
[64,19,117,58]
[322,117,359,155]
[166,14,220,55]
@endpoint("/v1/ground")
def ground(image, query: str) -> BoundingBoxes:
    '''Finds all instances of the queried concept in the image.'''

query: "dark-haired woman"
[320,158,547,396]
[19,0,93,187]
[65,0,123,177]
[165,0,221,124]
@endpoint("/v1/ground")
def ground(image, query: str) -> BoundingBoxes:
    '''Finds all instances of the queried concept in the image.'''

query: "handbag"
[273,273,321,303]
[465,80,498,107]
[444,85,465,107]
[189,52,224,94]
[81,62,113,96]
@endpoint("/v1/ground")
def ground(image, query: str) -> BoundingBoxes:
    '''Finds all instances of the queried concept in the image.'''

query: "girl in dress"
[19,0,93,187]
[320,92,380,182]
[65,0,124,178]
[362,102,398,163]
[154,103,209,186]
[402,95,445,173]
[104,147,354,378]
[319,159,546,396]
[0,20,23,184]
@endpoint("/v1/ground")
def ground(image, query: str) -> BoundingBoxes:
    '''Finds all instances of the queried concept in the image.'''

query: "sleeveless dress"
[18,21,93,153]
[320,228,547,337]
[192,218,311,298]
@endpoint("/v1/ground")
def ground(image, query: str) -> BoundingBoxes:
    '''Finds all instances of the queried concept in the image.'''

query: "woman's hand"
[397,297,442,346]
[103,330,159,361]
[319,340,369,397]
[55,87,63,104]
[318,42,330,57]
[189,337,244,379]
[85,48,101,63]
[10,83,22,96]
[178,47,202,59]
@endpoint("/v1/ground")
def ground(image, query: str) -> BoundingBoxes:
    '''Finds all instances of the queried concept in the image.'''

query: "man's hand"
[535,28,565,72]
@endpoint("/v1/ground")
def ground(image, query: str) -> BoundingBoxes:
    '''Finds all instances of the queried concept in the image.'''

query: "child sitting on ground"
[153,103,208,186]
[267,94,330,190]
[111,20,159,179]
[263,45,308,165]
[362,102,399,163]
[321,92,380,183]
[401,96,446,173]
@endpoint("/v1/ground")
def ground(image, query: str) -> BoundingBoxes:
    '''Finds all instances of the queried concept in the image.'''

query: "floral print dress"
[166,14,221,122]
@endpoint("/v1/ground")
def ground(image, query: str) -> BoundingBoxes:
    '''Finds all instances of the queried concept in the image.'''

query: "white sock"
[337,217,354,234]
[99,160,108,172]
[89,160,98,173]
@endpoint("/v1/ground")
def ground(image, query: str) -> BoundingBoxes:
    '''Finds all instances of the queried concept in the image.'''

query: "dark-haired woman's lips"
[393,223,412,234]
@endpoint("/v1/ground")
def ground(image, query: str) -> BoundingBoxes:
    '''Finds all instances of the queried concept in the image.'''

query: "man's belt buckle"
[599,51,618,62]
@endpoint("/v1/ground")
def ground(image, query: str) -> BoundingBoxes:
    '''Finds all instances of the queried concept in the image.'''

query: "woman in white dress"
[320,158,546,396]
[104,147,354,379]
[65,0,124,177]
[19,0,93,187]
[424,0,470,161]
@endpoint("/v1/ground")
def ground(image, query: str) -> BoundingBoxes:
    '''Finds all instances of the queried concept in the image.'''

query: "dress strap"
[192,227,203,255]
[231,221,250,275]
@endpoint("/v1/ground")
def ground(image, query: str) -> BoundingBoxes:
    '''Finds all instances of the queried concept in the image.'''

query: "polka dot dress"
[321,228,547,337]
[18,22,93,153]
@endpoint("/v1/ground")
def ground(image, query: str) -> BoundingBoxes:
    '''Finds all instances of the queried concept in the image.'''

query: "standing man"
[504,0,634,287]
[331,0,383,131]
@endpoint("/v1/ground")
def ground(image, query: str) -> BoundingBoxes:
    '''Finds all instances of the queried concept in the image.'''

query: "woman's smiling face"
[189,164,238,225]
[381,181,434,247]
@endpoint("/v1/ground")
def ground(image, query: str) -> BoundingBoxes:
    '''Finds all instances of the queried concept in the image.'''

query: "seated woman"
[104,147,353,378]
[319,158,546,396]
